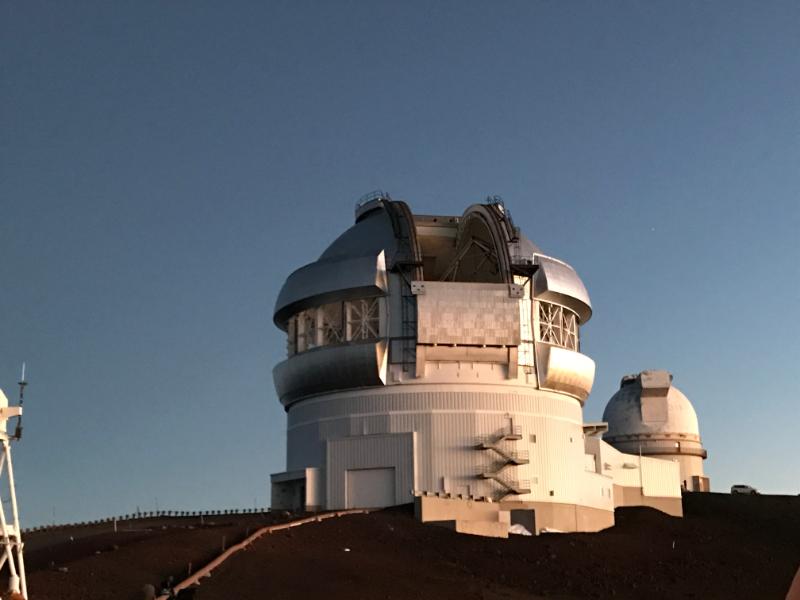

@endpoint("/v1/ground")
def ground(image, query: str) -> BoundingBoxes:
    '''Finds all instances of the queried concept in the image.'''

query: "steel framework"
[0,379,25,598]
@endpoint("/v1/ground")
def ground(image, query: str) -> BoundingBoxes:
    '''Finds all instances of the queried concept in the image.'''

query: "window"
[537,301,580,351]
[297,310,318,353]
[286,297,382,356]
[346,297,380,341]
[286,316,297,355]
[321,302,344,345]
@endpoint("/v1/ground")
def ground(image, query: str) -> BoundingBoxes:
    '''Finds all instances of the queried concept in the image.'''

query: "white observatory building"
[270,193,688,535]
[602,370,710,492]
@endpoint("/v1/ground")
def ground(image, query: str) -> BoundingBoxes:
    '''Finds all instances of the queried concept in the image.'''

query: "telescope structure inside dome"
[270,193,703,535]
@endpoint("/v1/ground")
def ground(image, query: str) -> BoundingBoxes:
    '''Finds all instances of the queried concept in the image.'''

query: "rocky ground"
[26,493,800,600]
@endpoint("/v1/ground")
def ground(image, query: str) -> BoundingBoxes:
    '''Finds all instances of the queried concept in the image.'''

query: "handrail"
[22,508,271,534]
[156,509,372,599]
[355,189,391,211]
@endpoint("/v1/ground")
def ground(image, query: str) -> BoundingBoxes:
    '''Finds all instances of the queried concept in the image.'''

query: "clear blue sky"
[1,1,798,526]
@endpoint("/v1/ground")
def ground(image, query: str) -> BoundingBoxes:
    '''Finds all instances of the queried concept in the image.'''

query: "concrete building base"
[415,495,507,523]
[501,500,614,533]
[613,485,683,517]
[415,495,615,536]
[416,496,512,538]
[453,520,509,538]
[414,490,680,538]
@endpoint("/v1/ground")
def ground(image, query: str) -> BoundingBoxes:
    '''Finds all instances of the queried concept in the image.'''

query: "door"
[346,467,396,508]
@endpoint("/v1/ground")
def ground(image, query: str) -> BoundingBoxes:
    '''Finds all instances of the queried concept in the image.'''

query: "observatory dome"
[602,370,709,492]
[269,192,691,529]
[271,193,598,498]
[317,203,399,262]
[603,372,700,438]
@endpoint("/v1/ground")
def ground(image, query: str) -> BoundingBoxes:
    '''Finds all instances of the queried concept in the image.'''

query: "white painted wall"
[326,432,416,509]
[346,468,396,508]
[290,385,594,507]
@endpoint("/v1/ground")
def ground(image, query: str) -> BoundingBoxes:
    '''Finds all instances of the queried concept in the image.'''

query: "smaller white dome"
[0,389,8,409]
[602,370,700,438]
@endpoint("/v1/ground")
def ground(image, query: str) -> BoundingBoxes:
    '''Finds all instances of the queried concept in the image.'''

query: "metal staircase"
[477,424,531,500]
[481,473,531,499]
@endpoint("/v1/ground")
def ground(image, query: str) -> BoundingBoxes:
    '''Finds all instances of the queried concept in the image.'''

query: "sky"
[1,1,798,527]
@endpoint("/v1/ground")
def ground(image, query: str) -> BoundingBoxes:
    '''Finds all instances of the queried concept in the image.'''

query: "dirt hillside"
[26,493,800,600]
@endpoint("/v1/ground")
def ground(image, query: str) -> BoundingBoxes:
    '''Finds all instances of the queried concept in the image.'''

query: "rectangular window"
[346,297,380,341]
[288,296,383,355]
[321,302,344,345]
[536,300,580,351]
[286,316,297,356]
[297,310,318,352]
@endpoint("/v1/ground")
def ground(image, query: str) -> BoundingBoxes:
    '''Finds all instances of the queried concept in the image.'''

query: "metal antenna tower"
[0,364,28,598]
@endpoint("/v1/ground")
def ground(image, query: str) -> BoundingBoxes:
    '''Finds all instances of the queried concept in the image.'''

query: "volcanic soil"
[27,493,800,600]
[24,512,298,600]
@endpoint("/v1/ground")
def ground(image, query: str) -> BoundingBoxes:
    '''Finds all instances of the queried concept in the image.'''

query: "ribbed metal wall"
[287,386,593,505]
[327,432,416,509]
[641,457,682,498]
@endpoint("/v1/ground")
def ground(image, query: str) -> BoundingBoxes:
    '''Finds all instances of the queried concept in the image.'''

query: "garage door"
[346,468,396,508]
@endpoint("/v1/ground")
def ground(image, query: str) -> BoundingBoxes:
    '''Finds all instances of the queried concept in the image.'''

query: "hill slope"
[27,493,800,600]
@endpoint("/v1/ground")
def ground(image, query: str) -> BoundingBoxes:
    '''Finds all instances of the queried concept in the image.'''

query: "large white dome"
[602,370,700,438]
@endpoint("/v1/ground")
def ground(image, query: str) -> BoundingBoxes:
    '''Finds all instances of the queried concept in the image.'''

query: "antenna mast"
[0,364,29,598]
[14,363,26,441]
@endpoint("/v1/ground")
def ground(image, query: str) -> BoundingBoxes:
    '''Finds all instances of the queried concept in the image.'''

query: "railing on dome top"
[485,195,538,277]
[355,189,391,213]
[486,195,517,236]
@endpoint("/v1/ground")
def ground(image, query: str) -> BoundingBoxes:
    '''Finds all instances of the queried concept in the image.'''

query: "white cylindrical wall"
[285,383,592,506]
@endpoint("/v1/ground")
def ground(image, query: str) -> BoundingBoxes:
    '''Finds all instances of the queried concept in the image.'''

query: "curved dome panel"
[273,340,388,407]
[273,252,388,328]
[510,233,543,264]
[602,371,700,438]
[532,256,592,323]
[319,207,398,262]
[273,199,417,328]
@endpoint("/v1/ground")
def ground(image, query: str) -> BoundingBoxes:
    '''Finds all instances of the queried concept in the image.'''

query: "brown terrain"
[25,492,800,600]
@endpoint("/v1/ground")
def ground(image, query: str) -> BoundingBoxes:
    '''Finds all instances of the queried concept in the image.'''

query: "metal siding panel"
[532,256,592,322]
[274,341,387,405]
[417,282,520,346]
[642,456,681,498]
[287,386,588,508]
[327,433,416,509]
[535,345,596,402]
[274,252,388,325]
[346,468,395,508]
